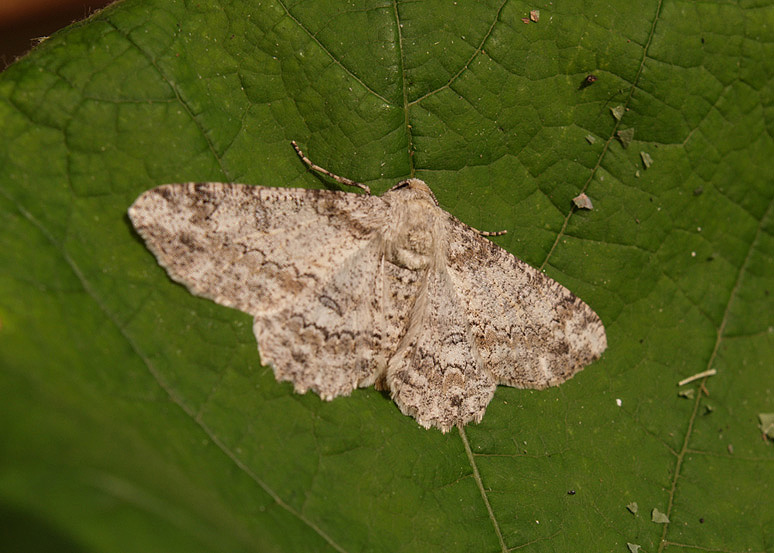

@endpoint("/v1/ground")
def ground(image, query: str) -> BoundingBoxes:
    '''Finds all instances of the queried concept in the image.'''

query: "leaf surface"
[1,1,773,552]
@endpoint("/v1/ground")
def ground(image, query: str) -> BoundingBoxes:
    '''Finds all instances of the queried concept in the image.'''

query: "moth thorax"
[387,224,435,270]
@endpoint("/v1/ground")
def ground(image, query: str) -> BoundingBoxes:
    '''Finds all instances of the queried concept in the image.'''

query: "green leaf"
[1,1,773,552]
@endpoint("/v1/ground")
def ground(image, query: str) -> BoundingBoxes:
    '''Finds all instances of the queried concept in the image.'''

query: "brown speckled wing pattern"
[129,179,606,432]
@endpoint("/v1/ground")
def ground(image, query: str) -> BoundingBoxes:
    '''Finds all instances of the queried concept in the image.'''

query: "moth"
[128,142,607,432]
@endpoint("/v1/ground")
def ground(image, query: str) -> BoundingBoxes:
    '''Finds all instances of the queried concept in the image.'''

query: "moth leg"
[291,141,371,194]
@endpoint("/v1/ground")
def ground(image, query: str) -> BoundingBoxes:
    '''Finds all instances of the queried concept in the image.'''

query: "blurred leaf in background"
[1,0,772,552]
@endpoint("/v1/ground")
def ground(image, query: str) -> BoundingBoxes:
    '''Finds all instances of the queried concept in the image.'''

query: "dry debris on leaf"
[759,413,774,441]
[579,74,598,89]
[617,128,635,148]
[572,193,594,210]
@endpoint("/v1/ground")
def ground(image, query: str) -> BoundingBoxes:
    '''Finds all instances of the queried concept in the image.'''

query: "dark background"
[1,0,112,70]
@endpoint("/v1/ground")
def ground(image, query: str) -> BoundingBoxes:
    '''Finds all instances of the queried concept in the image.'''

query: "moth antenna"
[476,229,507,237]
[291,141,371,194]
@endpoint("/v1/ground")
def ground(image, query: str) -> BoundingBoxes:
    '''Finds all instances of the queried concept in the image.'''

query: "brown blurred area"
[0,0,114,70]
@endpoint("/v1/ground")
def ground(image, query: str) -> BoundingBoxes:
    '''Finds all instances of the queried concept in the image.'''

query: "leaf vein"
[393,0,416,176]
[408,0,508,106]
[276,0,392,105]
[539,0,665,272]
[102,18,233,183]
[460,427,508,553]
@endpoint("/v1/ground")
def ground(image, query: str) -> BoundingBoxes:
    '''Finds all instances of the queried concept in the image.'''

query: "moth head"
[385,178,439,206]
